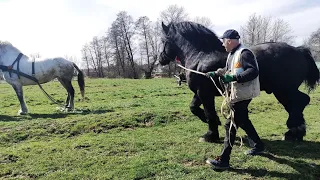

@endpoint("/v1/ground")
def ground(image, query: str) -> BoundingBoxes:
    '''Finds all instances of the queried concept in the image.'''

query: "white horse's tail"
[73,63,85,99]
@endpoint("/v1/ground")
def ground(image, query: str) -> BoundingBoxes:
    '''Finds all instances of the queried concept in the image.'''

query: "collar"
[230,44,241,54]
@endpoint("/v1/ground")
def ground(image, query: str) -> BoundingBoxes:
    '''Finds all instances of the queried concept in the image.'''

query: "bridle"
[160,40,176,62]
[160,40,186,66]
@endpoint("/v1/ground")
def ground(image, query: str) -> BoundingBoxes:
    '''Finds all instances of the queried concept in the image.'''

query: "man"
[205,29,265,170]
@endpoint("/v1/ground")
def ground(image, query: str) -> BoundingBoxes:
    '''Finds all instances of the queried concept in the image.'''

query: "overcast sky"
[0,0,319,61]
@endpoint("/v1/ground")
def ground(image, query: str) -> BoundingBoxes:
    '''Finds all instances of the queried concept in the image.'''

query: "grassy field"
[0,78,319,180]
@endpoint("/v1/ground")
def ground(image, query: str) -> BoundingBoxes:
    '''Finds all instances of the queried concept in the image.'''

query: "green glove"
[222,74,235,83]
[206,71,215,78]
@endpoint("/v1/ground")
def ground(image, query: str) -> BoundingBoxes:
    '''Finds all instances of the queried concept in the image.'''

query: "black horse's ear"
[162,22,169,34]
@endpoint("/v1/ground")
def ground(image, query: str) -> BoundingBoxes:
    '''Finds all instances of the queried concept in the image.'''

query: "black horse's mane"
[168,21,226,53]
[254,41,285,46]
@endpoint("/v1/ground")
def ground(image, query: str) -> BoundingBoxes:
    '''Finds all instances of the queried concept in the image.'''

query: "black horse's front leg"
[190,94,207,123]
[191,89,221,143]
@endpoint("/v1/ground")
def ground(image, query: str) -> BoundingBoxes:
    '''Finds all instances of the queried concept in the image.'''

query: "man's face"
[222,38,232,52]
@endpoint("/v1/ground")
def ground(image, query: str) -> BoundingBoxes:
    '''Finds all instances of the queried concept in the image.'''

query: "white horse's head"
[0,41,22,65]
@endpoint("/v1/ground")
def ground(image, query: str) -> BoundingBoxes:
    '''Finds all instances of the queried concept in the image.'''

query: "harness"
[0,53,62,106]
[10,53,23,78]
[0,53,36,80]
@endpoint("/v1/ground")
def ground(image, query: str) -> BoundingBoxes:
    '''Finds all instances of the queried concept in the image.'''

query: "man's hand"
[206,71,215,78]
[215,68,226,76]
[222,74,236,83]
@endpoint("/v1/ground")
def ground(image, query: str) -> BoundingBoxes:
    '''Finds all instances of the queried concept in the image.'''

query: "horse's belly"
[18,77,53,86]
[36,73,57,84]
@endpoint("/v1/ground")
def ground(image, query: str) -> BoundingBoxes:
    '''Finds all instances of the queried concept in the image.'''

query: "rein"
[174,58,242,147]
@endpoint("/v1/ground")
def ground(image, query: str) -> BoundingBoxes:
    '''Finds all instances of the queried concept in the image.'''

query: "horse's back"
[6,57,75,85]
[251,42,308,92]
[39,57,74,79]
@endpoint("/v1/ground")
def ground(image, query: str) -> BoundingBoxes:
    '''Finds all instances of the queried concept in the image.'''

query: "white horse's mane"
[0,41,21,52]
[1,40,21,48]
[0,41,24,61]
[0,40,12,45]
[0,41,13,48]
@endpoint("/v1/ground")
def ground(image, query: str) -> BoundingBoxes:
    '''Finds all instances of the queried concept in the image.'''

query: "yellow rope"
[176,63,243,147]
[210,76,243,148]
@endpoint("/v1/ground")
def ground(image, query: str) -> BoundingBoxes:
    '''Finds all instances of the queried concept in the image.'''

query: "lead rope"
[37,82,63,106]
[175,62,243,147]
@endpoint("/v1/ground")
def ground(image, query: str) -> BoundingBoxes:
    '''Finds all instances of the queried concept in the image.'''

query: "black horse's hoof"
[199,132,221,143]
[282,129,305,141]
[282,135,303,141]
[199,137,221,143]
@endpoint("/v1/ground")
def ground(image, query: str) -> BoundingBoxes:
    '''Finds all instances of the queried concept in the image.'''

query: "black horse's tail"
[297,46,319,92]
[73,63,85,99]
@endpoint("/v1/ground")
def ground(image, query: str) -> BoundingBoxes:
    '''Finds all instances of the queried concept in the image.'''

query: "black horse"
[159,21,319,143]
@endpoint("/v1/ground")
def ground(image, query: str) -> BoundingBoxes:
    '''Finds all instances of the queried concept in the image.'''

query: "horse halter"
[160,40,177,62]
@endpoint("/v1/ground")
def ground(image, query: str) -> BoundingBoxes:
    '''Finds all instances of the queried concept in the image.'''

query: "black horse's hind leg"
[285,90,309,141]
[273,90,310,141]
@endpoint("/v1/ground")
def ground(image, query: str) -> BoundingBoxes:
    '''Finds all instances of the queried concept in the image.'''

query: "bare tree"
[159,4,189,25]
[90,36,105,77]
[81,11,141,78]
[81,45,90,76]
[270,18,295,44]
[29,53,41,60]
[193,16,214,29]
[240,14,271,45]
[114,11,138,78]
[101,36,112,69]
[81,9,193,78]
[108,22,126,77]
[64,55,78,63]
[148,22,162,75]
[80,37,105,78]
[240,13,295,46]
[135,16,160,78]
[305,27,320,61]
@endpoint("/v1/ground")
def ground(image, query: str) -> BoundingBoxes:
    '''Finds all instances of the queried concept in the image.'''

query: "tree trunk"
[144,71,152,79]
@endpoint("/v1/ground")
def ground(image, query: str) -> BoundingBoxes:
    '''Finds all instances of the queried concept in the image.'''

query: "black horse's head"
[159,22,181,66]
[159,21,226,66]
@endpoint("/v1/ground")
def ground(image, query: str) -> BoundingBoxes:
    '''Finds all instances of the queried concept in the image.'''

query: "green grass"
[0,78,319,179]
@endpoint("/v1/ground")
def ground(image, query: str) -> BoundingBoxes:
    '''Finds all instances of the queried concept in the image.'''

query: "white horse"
[0,41,85,115]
